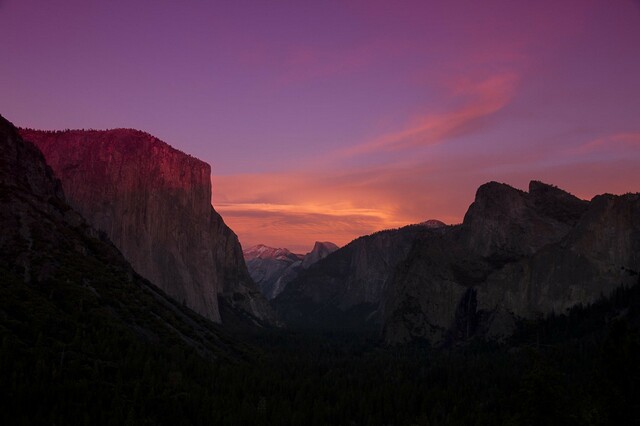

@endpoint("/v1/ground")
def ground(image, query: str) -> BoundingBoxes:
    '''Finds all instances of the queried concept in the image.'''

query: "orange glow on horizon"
[212,147,640,253]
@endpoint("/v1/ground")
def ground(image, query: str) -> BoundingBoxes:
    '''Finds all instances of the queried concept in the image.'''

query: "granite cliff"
[301,241,339,269]
[20,128,274,325]
[383,181,639,344]
[274,224,443,329]
[0,114,241,357]
[274,180,638,345]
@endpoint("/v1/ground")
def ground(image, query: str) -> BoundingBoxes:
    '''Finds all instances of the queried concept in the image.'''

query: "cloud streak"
[213,133,640,252]
[340,72,519,156]
[576,132,640,154]
[212,170,425,252]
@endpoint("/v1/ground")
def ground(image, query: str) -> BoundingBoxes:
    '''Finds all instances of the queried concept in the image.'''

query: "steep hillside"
[0,114,254,423]
[20,128,273,325]
[384,181,639,344]
[275,180,638,346]
[274,224,444,329]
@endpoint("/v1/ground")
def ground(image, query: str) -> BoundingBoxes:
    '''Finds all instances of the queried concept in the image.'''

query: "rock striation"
[20,128,274,325]
[383,181,639,345]
[244,241,338,300]
[275,180,639,345]
[274,225,443,329]
[0,113,240,358]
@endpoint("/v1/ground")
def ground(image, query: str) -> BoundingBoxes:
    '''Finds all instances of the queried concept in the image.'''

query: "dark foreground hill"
[0,114,254,424]
[20,127,274,326]
[276,181,640,348]
[274,222,442,330]
[244,281,640,425]
[2,113,639,424]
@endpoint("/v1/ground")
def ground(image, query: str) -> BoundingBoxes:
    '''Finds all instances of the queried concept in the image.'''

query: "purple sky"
[2,0,640,252]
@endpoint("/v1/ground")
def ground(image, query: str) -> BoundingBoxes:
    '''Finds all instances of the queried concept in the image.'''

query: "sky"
[1,0,640,253]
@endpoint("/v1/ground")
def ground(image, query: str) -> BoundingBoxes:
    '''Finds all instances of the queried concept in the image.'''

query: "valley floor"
[2,282,639,425]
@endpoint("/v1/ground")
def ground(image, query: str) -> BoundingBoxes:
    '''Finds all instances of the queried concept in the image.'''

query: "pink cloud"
[576,132,640,154]
[212,140,640,252]
[339,72,519,156]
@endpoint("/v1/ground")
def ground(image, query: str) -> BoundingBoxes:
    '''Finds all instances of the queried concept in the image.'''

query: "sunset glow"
[2,0,640,252]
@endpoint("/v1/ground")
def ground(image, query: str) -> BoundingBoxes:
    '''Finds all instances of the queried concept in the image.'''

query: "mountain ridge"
[243,241,338,300]
[20,127,274,325]
[274,180,639,346]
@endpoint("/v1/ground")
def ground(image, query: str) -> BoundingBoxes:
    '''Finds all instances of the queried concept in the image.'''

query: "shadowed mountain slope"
[244,241,338,300]
[0,114,257,423]
[385,181,639,344]
[275,180,639,346]
[20,128,274,325]
[274,223,445,330]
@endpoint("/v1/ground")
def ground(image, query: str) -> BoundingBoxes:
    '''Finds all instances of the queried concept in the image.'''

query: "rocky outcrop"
[0,114,241,358]
[244,241,339,300]
[477,192,640,321]
[274,225,444,329]
[383,181,639,345]
[301,241,339,269]
[20,128,274,325]
[460,181,588,262]
[272,179,638,344]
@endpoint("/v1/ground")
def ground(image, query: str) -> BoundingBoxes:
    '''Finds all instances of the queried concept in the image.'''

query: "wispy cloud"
[340,72,519,156]
[576,132,640,154]
[215,207,391,254]
[212,131,640,252]
[212,170,423,251]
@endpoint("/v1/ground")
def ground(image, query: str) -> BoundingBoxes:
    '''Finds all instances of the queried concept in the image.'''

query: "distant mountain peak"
[244,241,340,300]
[302,241,339,269]
[419,219,447,228]
[311,241,339,252]
[243,244,303,262]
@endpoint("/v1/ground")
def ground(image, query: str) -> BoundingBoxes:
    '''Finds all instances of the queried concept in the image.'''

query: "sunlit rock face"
[21,128,274,325]
[383,181,639,345]
[1,114,242,357]
[244,241,338,300]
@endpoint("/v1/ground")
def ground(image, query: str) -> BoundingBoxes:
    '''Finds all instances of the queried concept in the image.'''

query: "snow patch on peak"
[243,244,303,261]
[419,220,447,229]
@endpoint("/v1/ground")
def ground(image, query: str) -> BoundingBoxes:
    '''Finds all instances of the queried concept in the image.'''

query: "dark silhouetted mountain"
[384,181,639,344]
[274,224,446,330]
[300,241,339,269]
[418,219,447,228]
[3,113,639,424]
[244,241,338,300]
[275,181,639,346]
[20,127,274,325]
[0,114,254,422]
